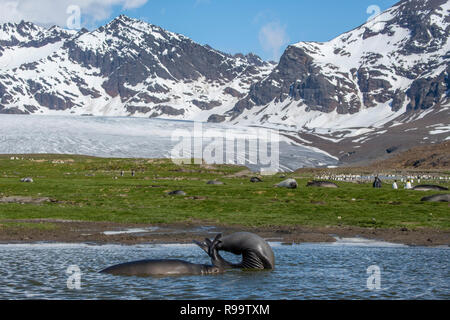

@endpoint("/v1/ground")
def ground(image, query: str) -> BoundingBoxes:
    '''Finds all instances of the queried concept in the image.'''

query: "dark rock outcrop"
[192,100,222,110]
[406,67,449,111]
[207,114,226,123]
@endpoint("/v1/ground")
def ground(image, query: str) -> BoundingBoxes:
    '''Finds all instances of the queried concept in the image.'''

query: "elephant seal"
[413,185,448,191]
[167,190,186,196]
[207,180,224,185]
[421,194,450,202]
[195,232,275,270]
[275,179,298,189]
[306,181,338,188]
[100,236,224,277]
[99,259,223,277]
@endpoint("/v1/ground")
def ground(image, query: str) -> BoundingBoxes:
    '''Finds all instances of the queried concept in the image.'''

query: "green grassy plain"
[0,155,449,230]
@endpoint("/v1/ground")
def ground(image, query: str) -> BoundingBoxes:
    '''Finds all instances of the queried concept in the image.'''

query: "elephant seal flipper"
[193,239,210,255]
[193,234,221,256]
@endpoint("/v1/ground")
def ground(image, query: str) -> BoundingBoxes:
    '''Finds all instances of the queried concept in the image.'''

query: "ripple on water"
[0,242,448,299]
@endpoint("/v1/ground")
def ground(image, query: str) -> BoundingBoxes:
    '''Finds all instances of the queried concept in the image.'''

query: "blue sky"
[104,0,399,61]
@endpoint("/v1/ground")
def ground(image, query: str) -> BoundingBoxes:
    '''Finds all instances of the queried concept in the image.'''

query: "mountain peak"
[114,14,140,24]
[108,14,155,31]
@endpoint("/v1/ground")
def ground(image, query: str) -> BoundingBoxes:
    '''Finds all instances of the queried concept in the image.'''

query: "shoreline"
[0,220,448,247]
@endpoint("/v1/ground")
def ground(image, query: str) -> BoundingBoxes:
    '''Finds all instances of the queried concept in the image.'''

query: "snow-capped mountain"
[0,0,449,165]
[0,15,274,120]
[218,0,449,124]
[207,0,449,164]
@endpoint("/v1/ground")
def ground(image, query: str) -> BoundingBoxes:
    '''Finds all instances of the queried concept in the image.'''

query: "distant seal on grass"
[250,177,263,183]
[207,180,224,185]
[421,194,450,202]
[99,259,223,277]
[20,177,33,183]
[275,179,298,189]
[413,185,448,191]
[306,181,338,188]
[195,232,275,270]
[167,190,187,196]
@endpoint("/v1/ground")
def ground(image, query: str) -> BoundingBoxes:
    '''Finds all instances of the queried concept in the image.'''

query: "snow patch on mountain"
[0,41,64,69]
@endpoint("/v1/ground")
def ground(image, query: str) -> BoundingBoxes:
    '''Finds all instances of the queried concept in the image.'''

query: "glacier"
[0,115,338,172]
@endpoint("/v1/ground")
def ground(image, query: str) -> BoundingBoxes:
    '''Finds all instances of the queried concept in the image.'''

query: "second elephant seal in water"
[196,232,275,270]
[99,259,223,277]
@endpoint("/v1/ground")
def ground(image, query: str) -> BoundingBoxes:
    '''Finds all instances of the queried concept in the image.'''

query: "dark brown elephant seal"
[195,232,275,270]
[100,235,224,277]
[421,194,450,202]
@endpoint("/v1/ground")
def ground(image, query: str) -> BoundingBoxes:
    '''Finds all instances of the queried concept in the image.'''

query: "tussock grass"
[0,155,448,230]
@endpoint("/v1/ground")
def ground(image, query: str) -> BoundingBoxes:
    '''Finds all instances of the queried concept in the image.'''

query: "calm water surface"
[0,241,448,300]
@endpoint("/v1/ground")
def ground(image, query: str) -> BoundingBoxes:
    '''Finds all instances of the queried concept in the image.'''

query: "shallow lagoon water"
[0,240,448,300]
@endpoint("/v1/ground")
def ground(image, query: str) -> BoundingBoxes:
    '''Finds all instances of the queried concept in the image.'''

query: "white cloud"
[0,0,148,28]
[194,0,210,7]
[258,21,289,61]
[122,0,147,9]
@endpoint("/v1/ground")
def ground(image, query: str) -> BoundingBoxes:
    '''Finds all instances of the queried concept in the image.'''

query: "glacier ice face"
[0,115,338,171]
